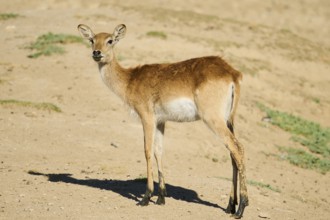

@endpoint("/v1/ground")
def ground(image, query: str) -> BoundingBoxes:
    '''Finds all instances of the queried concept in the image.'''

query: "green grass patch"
[257,102,330,157]
[217,176,280,192]
[278,146,330,174]
[247,179,281,193]
[0,13,20,20]
[0,99,62,113]
[26,32,87,58]
[257,102,330,173]
[311,97,320,104]
[146,31,167,40]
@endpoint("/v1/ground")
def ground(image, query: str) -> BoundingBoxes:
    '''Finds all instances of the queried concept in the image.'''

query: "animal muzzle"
[92,50,103,61]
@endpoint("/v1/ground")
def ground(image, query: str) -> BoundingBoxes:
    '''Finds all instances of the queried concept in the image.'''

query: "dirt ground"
[1,0,329,219]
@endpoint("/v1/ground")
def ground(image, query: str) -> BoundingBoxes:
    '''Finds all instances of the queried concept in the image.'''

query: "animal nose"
[93,50,101,56]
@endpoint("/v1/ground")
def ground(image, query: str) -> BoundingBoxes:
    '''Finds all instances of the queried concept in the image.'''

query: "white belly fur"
[156,98,199,122]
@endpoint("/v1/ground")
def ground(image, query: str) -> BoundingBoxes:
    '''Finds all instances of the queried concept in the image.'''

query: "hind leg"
[225,155,238,214]
[202,116,248,219]
[225,121,238,214]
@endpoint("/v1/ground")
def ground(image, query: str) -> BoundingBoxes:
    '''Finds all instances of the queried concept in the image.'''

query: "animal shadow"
[28,171,224,210]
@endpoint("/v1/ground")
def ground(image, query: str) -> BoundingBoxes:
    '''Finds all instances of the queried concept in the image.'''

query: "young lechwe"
[78,24,248,218]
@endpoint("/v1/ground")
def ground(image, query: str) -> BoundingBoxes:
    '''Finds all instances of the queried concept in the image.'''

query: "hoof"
[137,189,153,206]
[156,187,166,205]
[225,197,236,214]
[137,197,150,206]
[232,196,248,219]
[156,195,165,205]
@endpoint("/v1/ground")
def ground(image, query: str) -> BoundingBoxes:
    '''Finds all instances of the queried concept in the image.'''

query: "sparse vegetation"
[26,32,87,58]
[257,102,330,173]
[0,13,20,20]
[0,99,62,113]
[247,179,281,193]
[217,176,280,192]
[278,146,330,174]
[311,97,321,104]
[146,31,167,40]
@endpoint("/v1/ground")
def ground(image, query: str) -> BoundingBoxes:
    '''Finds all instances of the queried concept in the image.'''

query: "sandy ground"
[1,0,330,219]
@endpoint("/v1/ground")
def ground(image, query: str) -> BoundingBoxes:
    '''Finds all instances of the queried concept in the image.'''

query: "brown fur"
[126,56,241,112]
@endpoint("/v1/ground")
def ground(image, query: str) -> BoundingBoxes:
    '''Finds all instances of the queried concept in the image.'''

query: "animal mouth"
[92,55,103,62]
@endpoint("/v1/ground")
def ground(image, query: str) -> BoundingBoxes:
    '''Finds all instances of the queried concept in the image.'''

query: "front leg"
[154,122,167,205]
[138,117,156,206]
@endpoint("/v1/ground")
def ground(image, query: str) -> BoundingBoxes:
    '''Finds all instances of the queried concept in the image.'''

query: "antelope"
[77,24,249,218]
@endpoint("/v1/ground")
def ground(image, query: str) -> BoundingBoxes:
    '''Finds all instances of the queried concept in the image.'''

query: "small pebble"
[258,212,271,219]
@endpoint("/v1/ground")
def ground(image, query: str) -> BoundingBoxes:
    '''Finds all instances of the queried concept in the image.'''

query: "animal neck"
[98,55,130,101]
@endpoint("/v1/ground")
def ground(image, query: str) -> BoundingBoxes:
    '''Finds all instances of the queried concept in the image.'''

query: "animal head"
[77,24,126,63]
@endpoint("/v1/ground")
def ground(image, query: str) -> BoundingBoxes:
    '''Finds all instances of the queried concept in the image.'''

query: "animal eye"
[108,39,113,44]
[89,39,94,44]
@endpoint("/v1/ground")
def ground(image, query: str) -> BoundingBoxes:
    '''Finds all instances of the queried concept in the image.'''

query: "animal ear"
[77,24,95,39]
[112,24,126,44]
